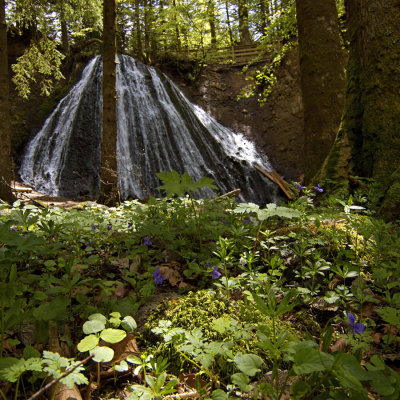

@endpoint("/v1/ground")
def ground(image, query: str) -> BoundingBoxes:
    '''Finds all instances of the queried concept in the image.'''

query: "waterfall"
[20,54,279,204]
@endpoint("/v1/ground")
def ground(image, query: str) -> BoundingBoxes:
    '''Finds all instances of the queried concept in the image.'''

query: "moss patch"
[139,289,299,376]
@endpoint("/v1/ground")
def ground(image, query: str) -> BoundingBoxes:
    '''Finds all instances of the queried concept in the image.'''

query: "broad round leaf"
[114,360,129,372]
[90,346,114,363]
[88,313,107,324]
[121,316,137,332]
[109,311,121,318]
[100,328,127,344]
[83,319,105,334]
[77,334,99,352]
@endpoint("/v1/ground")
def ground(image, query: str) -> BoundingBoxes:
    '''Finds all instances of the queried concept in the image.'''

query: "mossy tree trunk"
[321,0,400,218]
[295,0,346,183]
[0,0,15,204]
[238,0,251,45]
[99,0,118,205]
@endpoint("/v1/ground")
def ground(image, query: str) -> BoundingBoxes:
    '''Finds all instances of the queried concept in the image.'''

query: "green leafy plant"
[77,312,137,384]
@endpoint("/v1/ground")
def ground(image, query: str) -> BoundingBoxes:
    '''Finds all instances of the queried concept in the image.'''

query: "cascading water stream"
[20,54,279,204]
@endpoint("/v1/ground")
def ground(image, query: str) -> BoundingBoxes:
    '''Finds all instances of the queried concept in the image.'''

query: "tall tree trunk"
[144,0,152,60]
[225,1,234,46]
[207,0,217,46]
[259,0,269,36]
[321,0,400,218]
[295,0,345,183]
[0,0,15,204]
[172,0,181,50]
[60,7,70,54]
[238,0,251,44]
[134,0,143,60]
[99,0,118,204]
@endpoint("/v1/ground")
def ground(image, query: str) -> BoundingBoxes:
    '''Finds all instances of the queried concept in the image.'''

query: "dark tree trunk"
[238,0,251,44]
[259,0,268,36]
[99,0,118,204]
[172,0,181,51]
[321,0,400,218]
[225,1,234,46]
[61,21,69,53]
[144,0,152,60]
[134,0,143,60]
[0,0,15,203]
[296,0,345,183]
[208,0,217,46]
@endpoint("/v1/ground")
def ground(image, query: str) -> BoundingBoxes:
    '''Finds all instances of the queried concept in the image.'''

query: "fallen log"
[253,163,293,200]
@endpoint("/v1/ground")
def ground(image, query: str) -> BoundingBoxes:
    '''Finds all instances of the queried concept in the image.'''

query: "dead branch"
[27,355,93,400]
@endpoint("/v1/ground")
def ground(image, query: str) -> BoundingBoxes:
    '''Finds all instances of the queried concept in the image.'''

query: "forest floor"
[12,181,83,209]
[1,176,400,400]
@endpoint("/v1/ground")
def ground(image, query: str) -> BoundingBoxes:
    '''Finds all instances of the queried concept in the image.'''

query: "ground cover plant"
[0,171,400,399]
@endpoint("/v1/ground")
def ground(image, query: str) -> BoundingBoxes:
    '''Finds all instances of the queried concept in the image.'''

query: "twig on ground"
[27,355,93,400]
[164,391,200,399]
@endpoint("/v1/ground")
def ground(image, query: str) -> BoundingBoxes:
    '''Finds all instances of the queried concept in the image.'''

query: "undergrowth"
[0,171,399,399]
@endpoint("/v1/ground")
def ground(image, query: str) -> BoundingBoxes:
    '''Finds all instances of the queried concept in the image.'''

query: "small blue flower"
[91,225,96,230]
[295,184,305,192]
[210,266,221,279]
[143,236,152,246]
[152,268,165,285]
[348,313,365,334]
[107,225,112,231]
[219,218,229,225]
[243,217,251,224]
[206,262,213,269]
[313,184,324,193]
[128,222,133,228]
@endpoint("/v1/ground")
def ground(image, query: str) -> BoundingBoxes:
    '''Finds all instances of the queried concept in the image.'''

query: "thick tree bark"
[143,0,153,60]
[207,0,217,46]
[99,0,118,204]
[238,0,251,44]
[60,9,70,54]
[134,0,143,60]
[0,0,15,204]
[295,0,345,183]
[321,0,400,218]
[172,0,181,51]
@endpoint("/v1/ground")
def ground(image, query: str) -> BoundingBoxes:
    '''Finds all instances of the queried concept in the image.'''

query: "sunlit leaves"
[12,36,65,98]
[156,170,217,197]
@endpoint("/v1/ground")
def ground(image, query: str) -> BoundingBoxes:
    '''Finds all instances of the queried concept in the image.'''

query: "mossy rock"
[139,289,299,376]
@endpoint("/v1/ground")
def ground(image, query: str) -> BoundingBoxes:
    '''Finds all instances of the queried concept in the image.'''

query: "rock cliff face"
[168,47,304,182]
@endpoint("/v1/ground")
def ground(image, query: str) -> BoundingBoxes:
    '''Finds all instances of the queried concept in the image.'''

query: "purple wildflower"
[91,225,96,230]
[295,184,305,192]
[211,266,222,279]
[107,225,112,231]
[219,218,229,225]
[313,184,324,193]
[128,222,133,228]
[143,236,152,246]
[206,262,213,269]
[348,313,365,334]
[152,268,165,285]
[243,217,251,224]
